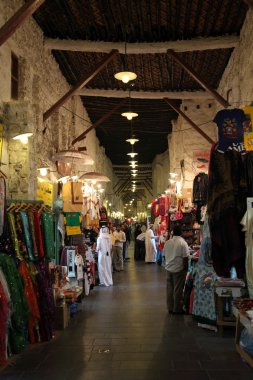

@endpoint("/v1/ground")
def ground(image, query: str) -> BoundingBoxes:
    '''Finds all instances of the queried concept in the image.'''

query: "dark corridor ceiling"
[32,0,247,170]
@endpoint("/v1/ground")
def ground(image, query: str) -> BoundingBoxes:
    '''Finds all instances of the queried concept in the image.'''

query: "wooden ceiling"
[32,0,248,171]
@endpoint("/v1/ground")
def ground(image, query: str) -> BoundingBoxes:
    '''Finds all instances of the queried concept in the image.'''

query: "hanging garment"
[28,212,38,258]
[214,108,246,153]
[0,178,5,236]
[18,261,40,344]
[8,212,23,260]
[193,172,209,204]
[192,238,217,326]
[0,254,28,354]
[241,209,253,298]
[96,227,113,286]
[34,212,45,258]
[145,228,157,263]
[58,212,65,246]
[64,212,82,236]
[242,106,253,151]
[41,212,54,260]
[75,254,84,280]
[0,281,9,366]
[20,211,35,262]
[208,149,247,276]
[35,259,54,342]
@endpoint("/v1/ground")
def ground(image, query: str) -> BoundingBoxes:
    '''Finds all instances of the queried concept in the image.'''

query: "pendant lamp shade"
[52,150,94,165]
[79,172,110,182]
[121,112,138,120]
[126,138,139,145]
[114,71,137,84]
[127,152,138,158]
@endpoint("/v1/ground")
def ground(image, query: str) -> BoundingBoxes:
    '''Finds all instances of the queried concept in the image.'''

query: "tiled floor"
[1,245,253,379]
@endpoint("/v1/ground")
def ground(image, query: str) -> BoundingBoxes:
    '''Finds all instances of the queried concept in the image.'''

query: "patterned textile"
[18,261,40,344]
[20,212,35,262]
[0,254,28,354]
[192,238,217,325]
[41,213,54,260]
[35,259,55,341]
[34,212,45,258]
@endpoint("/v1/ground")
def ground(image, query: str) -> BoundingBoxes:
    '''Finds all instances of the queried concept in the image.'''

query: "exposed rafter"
[45,35,239,54]
[0,0,45,47]
[77,88,212,100]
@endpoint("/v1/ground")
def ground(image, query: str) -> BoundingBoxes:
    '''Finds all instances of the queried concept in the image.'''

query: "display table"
[233,305,253,368]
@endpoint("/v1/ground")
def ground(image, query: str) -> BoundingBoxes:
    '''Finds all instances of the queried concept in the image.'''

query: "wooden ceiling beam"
[43,49,118,122]
[0,0,45,46]
[72,97,128,144]
[167,49,230,108]
[164,98,216,145]
[76,88,212,100]
[45,35,239,54]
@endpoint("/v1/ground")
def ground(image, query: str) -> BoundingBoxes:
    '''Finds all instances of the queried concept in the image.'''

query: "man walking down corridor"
[113,225,126,271]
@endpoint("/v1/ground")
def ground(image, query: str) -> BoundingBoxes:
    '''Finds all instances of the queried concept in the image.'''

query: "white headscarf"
[97,226,112,253]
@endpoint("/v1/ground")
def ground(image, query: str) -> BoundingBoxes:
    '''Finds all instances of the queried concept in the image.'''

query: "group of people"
[96,223,131,287]
[96,221,190,316]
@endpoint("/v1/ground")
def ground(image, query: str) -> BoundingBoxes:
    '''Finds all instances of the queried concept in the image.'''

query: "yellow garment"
[243,106,253,151]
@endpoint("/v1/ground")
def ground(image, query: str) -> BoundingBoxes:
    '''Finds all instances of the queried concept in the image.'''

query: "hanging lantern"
[114,71,137,84]
[121,112,138,120]
[126,137,139,145]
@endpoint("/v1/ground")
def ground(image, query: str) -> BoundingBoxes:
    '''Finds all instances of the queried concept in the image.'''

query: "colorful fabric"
[0,178,5,237]
[18,261,40,344]
[34,212,45,258]
[20,211,35,261]
[0,254,28,354]
[64,212,81,236]
[8,212,23,260]
[243,106,253,151]
[41,213,54,260]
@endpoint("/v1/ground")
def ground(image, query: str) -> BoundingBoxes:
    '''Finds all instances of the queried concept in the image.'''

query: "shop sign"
[36,180,53,206]
[193,151,210,172]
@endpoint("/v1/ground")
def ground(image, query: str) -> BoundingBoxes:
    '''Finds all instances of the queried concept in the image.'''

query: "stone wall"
[0,0,118,200]
[152,150,170,197]
[218,8,253,107]
[168,99,217,198]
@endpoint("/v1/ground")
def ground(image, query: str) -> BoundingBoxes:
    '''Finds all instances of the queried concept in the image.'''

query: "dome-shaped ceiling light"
[13,132,33,144]
[114,71,137,84]
[126,137,139,145]
[114,41,137,84]
[127,152,138,158]
[121,111,138,121]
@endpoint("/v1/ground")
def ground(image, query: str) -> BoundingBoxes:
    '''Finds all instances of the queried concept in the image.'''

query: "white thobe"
[96,233,113,286]
[145,229,157,263]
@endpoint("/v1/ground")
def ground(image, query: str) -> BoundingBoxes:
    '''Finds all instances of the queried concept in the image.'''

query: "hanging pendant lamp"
[126,137,139,145]
[114,41,137,84]
[52,150,94,165]
[79,171,110,183]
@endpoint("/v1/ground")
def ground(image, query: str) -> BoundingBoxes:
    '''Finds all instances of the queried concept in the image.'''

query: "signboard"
[36,180,53,206]
[193,151,210,173]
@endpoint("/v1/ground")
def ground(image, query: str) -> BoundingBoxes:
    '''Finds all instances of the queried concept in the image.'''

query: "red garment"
[34,212,45,258]
[0,282,9,366]
[18,261,40,344]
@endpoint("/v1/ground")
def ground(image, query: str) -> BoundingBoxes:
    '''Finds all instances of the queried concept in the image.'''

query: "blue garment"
[192,238,217,325]
[214,109,246,153]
